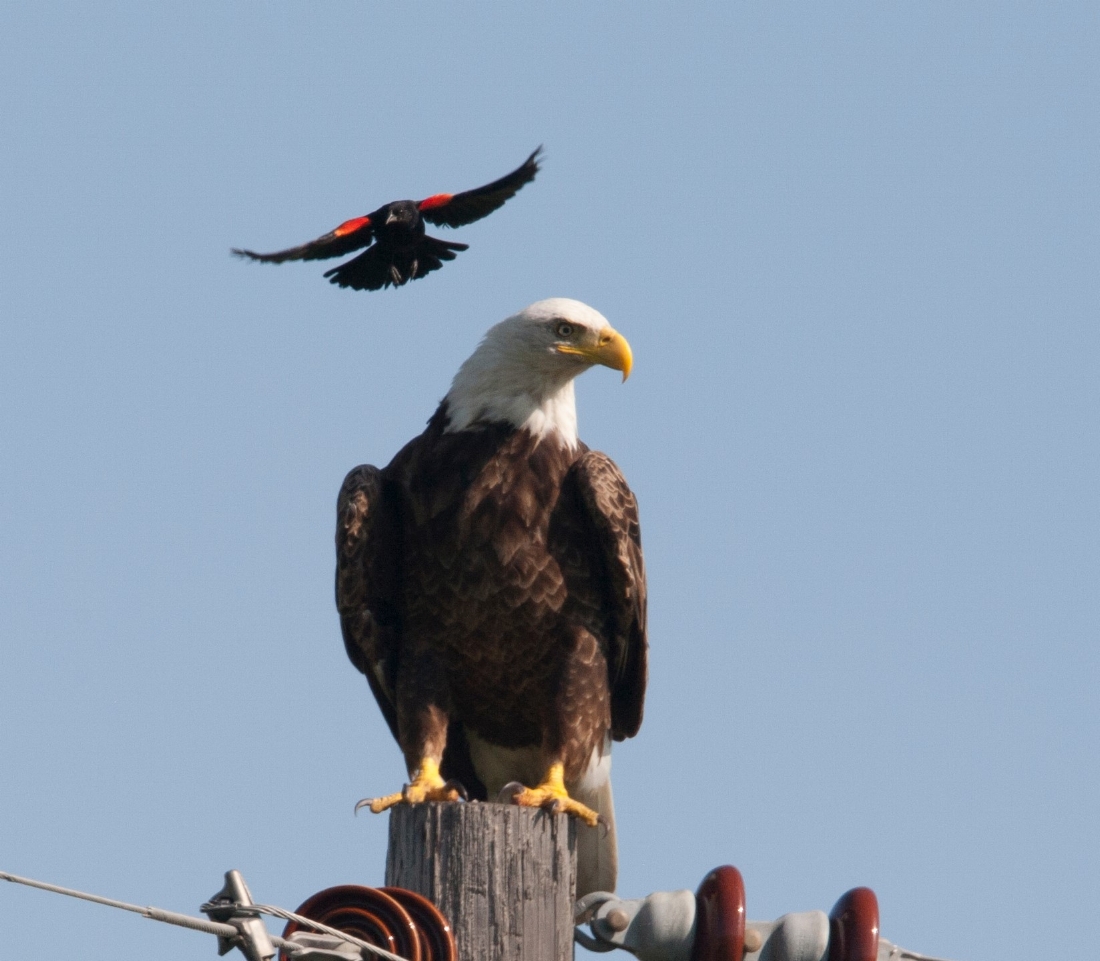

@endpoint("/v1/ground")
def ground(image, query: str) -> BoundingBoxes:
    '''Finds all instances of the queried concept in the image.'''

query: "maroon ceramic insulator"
[281,884,420,961]
[381,886,458,961]
[827,887,879,961]
[691,865,746,961]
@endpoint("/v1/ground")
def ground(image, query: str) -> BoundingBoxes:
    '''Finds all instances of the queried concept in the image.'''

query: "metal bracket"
[202,870,278,961]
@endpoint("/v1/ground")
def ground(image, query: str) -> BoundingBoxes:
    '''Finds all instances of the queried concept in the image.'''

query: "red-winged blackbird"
[233,148,541,291]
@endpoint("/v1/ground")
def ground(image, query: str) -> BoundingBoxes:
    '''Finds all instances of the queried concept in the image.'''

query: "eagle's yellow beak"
[558,328,633,382]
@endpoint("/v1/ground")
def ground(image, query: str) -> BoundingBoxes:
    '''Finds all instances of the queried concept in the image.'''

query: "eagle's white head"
[443,298,633,448]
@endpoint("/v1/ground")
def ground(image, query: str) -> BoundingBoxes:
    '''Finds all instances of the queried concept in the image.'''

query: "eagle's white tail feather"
[574,776,617,897]
[464,732,619,897]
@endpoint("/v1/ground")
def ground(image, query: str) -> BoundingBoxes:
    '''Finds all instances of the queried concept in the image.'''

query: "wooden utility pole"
[386,803,577,961]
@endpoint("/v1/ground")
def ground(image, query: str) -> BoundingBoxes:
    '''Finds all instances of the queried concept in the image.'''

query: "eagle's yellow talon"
[499,762,601,827]
[354,758,461,815]
[355,790,403,814]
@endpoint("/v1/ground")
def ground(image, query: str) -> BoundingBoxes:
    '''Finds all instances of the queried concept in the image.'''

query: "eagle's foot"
[354,758,465,815]
[498,762,602,828]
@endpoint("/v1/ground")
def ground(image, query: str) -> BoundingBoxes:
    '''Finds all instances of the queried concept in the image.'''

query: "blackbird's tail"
[325,235,468,290]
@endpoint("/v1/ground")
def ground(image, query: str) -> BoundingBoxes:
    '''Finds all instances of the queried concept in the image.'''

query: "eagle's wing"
[418,147,542,228]
[233,214,376,264]
[335,464,403,740]
[572,450,648,740]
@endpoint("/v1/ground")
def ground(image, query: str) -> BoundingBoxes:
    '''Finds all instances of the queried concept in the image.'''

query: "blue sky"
[2,5,1097,960]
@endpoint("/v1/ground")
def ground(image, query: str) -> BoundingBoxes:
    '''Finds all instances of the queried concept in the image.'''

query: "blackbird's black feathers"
[233,147,541,291]
[325,235,468,292]
[232,221,375,264]
[419,147,542,228]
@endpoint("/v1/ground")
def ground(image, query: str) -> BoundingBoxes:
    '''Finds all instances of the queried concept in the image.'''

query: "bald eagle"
[336,298,647,896]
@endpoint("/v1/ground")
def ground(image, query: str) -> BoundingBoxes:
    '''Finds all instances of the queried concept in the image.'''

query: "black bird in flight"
[233,148,542,291]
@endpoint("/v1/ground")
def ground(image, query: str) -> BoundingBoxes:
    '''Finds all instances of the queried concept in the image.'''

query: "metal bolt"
[744,928,763,952]
[605,908,630,932]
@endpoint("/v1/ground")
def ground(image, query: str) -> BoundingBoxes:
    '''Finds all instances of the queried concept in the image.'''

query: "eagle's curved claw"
[354,789,407,815]
[442,778,469,801]
[498,781,527,803]
[355,758,463,815]
[497,764,601,827]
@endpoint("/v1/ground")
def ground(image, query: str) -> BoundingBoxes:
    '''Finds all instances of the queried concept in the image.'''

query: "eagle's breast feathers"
[336,402,646,780]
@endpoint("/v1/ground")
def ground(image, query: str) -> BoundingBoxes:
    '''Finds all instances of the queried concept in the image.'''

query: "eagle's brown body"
[336,297,645,896]
[337,403,646,795]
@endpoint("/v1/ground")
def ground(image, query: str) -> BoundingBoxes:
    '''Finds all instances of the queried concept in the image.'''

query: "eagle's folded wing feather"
[336,464,403,740]
[571,450,648,740]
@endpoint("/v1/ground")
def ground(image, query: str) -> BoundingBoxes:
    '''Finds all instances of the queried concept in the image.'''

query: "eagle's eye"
[555,322,575,339]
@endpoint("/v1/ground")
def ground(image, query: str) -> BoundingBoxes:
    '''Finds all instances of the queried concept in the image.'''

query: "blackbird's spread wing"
[570,450,648,740]
[336,464,403,740]
[236,146,539,265]
[233,214,376,263]
[418,147,542,229]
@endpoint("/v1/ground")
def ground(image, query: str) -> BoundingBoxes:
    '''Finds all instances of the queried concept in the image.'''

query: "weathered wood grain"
[386,802,577,961]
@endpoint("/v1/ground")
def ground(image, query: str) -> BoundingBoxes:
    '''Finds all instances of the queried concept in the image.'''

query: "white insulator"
[619,890,698,961]
[745,911,830,961]
[577,889,699,961]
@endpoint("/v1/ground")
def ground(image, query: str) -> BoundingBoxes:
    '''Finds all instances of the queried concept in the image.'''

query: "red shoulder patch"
[334,216,371,237]
[417,193,454,211]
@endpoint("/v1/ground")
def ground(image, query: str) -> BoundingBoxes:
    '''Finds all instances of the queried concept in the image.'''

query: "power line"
[1,868,410,961]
